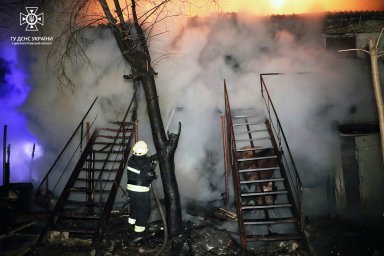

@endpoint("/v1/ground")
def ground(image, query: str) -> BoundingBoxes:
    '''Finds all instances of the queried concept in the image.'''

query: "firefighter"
[126,140,158,244]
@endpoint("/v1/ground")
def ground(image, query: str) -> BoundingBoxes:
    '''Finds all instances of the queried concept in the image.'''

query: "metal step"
[238,155,277,162]
[233,122,264,126]
[79,168,119,172]
[97,127,133,132]
[110,121,133,126]
[239,167,280,173]
[58,213,101,220]
[243,217,297,225]
[70,187,112,193]
[232,115,261,119]
[87,159,123,163]
[240,178,284,184]
[66,200,104,207]
[234,129,268,134]
[241,190,288,197]
[93,142,126,146]
[95,135,130,140]
[76,178,114,182]
[246,233,301,241]
[236,146,273,152]
[96,149,124,154]
[242,203,291,210]
[235,137,270,142]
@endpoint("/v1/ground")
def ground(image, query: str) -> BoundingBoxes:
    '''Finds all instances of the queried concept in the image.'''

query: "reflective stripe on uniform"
[128,218,136,224]
[127,183,150,192]
[134,225,146,232]
[127,166,140,174]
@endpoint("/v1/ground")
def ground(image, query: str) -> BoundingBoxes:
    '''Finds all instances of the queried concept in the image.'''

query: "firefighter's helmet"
[132,141,149,156]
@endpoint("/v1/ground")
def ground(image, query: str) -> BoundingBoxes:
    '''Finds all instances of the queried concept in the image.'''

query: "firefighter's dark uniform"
[127,154,157,233]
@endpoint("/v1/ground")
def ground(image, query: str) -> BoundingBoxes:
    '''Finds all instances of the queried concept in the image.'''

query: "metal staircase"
[222,78,308,250]
[46,122,135,242]
[36,90,138,245]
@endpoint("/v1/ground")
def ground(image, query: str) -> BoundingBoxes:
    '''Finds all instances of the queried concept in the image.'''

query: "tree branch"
[138,0,169,27]
[338,48,369,54]
[166,122,182,156]
[376,27,384,49]
[113,0,126,26]
[98,0,117,24]
[131,0,151,63]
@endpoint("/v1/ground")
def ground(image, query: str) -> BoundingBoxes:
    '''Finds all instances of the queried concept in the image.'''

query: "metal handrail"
[94,88,138,241]
[223,80,247,248]
[97,88,137,197]
[51,116,98,193]
[259,73,304,223]
[35,97,98,195]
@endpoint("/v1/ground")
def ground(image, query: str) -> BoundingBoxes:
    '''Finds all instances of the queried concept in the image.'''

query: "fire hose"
[150,179,168,256]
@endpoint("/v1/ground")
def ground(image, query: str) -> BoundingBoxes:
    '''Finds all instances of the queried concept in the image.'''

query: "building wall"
[323,12,384,219]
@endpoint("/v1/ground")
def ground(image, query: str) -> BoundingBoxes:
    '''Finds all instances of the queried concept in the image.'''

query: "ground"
[1,188,384,256]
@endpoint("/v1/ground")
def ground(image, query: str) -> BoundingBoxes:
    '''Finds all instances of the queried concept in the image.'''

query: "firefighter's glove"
[148,154,158,162]
[151,160,158,169]
[147,169,158,182]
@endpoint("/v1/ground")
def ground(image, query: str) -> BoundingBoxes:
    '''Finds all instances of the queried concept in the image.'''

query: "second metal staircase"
[222,78,308,250]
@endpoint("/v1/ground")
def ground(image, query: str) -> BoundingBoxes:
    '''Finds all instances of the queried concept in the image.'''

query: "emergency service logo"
[11,6,52,45]
[20,7,44,31]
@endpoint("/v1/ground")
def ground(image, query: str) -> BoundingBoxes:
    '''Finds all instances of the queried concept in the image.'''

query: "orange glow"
[89,0,383,25]
[189,0,384,16]
[270,0,286,9]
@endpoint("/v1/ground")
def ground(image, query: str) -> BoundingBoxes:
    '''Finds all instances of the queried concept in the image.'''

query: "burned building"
[323,11,384,220]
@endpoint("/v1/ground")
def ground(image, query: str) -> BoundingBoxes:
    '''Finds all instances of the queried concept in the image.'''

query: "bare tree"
[52,0,190,236]
[97,0,184,236]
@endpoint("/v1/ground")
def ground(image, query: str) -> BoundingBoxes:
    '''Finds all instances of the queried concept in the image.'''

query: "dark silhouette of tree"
[99,0,185,235]
[52,0,190,236]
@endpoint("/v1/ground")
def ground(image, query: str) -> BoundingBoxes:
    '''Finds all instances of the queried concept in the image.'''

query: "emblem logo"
[20,7,44,31]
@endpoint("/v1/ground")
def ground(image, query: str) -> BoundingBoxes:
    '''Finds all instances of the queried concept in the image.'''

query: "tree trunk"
[141,74,183,236]
[368,38,384,164]
[98,0,183,236]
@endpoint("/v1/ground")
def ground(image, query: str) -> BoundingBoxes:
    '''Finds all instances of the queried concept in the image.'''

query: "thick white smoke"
[151,13,378,202]
[24,11,379,215]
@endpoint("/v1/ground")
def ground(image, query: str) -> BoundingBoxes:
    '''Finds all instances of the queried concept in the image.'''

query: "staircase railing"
[34,97,99,205]
[260,73,304,227]
[95,88,137,200]
[223,80,247,248]
[93,88,138,242]
[35,88,138,207]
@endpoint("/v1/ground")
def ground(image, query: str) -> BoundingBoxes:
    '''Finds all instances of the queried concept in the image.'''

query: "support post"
[221,116,229,208]
[5,145,10,187]
[368,38,384,162]
[3,125,8,188]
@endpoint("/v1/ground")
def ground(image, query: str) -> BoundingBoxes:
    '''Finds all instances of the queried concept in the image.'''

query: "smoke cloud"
[151,13,378,203]
[5,10,380,217]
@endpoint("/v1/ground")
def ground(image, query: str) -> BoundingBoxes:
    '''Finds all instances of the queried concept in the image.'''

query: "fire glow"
[94,0,384,26]
[194,0,384,15]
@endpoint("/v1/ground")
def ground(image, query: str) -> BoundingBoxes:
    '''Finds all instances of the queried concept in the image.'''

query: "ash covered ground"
[2,196,384,256]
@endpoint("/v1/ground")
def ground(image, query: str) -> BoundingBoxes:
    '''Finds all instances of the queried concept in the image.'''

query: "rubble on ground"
[1,192,384,256]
